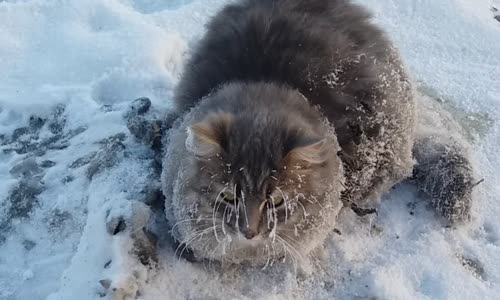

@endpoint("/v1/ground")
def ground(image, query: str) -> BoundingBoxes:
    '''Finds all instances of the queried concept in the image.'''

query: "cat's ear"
[285,138,330,166]
[185,113,232,157]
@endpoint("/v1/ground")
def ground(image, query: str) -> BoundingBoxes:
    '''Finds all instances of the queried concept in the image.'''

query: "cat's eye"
[220,191,237,205]
[269,195,284,207]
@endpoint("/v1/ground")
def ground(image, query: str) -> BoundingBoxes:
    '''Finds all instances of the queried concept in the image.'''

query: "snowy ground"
[0,0,499,299]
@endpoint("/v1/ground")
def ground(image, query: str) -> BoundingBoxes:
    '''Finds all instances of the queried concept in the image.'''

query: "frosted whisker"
[276,187,288,224]
[212,186,228,243]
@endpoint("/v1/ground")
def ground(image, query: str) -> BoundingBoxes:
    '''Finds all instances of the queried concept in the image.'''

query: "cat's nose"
[241,228,257,239]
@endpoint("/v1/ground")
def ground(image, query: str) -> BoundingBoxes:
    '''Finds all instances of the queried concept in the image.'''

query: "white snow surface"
[0,0,499,299]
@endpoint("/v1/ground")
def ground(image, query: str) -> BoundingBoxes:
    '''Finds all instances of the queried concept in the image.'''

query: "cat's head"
[173,83,344,264]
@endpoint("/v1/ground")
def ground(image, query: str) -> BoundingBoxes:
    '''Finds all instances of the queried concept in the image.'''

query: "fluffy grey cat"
[161,0,475,268]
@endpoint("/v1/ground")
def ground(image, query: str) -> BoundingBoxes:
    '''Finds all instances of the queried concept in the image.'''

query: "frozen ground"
[0,0,499,299]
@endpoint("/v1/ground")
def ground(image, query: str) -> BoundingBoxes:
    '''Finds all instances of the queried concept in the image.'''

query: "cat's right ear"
[185,113,232,157]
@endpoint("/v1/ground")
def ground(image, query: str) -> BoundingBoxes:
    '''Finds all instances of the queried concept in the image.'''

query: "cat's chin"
[226,232,267,250]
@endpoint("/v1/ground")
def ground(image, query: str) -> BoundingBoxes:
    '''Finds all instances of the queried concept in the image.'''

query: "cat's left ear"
[185,113,232,157]
[285,138,331,166]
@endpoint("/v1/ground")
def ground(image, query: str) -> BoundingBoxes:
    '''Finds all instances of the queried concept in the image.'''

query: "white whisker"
[276,187,288,224]
[212,186,228,243]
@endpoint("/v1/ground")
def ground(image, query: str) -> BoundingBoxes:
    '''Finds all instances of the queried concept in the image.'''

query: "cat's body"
[174,0,415,208]
[161,0,472,267]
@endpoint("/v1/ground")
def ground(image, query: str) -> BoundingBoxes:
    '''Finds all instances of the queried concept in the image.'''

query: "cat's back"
[175,0,391,115]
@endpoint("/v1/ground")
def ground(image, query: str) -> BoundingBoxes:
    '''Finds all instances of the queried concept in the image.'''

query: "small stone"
[22,269,34,281]
[459,254,487,281]
[101,104,113,112]
[41,160,56,168]
[106,217,127,235]
[23,240,36,251]
[99,279,112,289]
[104,260,112,268]
[495,15,500,23]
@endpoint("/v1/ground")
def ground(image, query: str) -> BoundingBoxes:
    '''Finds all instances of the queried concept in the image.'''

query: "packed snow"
[0,0,499,299]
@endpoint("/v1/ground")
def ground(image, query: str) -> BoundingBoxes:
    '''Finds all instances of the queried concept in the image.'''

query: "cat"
[161,0,475,267]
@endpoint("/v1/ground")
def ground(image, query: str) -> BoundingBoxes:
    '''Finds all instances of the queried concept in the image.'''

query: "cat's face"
[174,107,344,264]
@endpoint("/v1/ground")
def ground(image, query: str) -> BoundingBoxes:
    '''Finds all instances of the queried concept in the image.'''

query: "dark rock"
[133,227,158,265]
[459,254,487,281]
[46,141,70,150]
[87,138,125,180]
[98,133,127,146]
[127,116,162,148]
[7,179,45,219]
[101,105,113,112]
[41,160,56,168]
[141,188,163,207]
[23,240,37,251]
[48,121,64,135]
[99,279,111,289]
[70,151,98,168]
[495,15,500,23]
[62,175,74,184]
[28,116,46,131]
[47,104,66,135]
[129,97,151,115]
[11,127,30,142]
[39,134,64,149]
[33,148,47,157]
[3,148,14,154]
[14,142,40,155]
[104,260,112,268]
[67,126,88,139]
[47,209,72,229]
[9,158,42,178]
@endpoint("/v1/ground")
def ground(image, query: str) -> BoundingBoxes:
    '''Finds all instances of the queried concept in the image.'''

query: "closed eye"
[220,191,238,205]
[268,195,284,207]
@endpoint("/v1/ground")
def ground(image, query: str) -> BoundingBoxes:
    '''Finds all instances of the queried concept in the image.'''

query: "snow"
[0,0,499,299]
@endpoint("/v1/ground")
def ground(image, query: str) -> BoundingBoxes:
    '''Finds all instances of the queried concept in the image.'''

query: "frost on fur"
[413,136,476,224]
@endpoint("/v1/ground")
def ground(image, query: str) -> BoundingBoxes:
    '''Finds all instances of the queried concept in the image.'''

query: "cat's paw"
[98,276,140,300]
[413,136,476,224]
[99,201,157,299]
